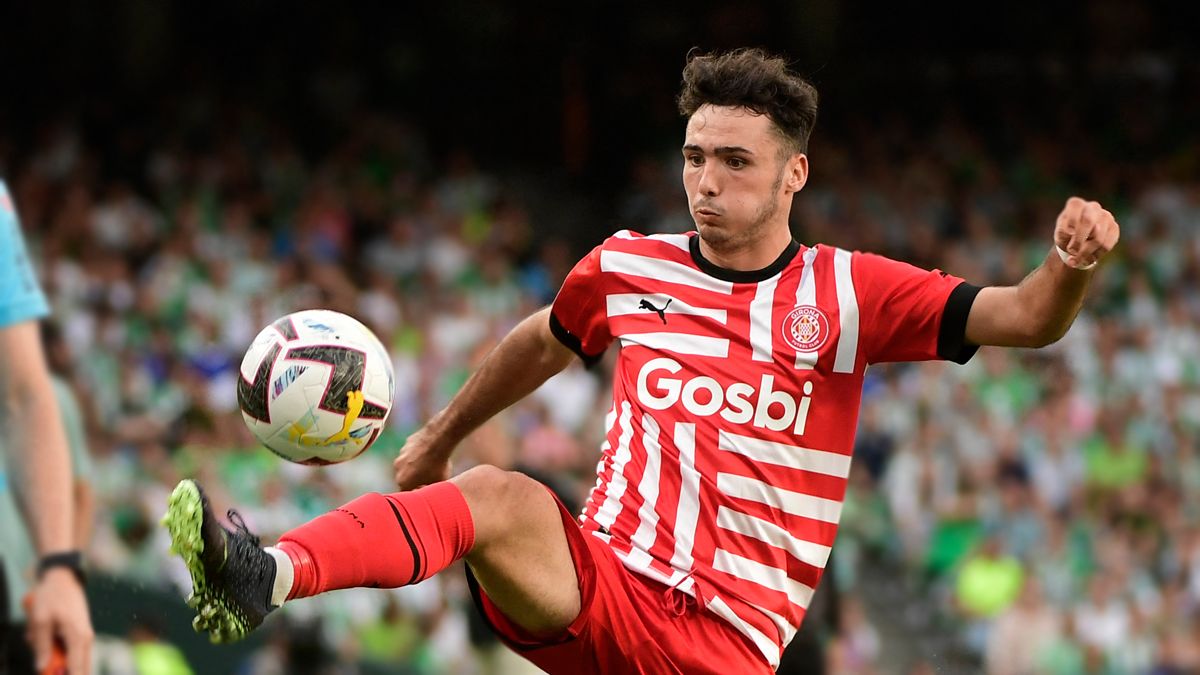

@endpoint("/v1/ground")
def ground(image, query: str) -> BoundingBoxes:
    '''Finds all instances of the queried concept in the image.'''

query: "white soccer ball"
[236,309,395,465]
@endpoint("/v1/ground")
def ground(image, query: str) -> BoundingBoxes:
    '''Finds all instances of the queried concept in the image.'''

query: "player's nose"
[697,163,720,196]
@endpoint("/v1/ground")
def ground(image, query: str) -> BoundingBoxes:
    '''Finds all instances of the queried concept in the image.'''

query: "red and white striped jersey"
[549,230,980,669]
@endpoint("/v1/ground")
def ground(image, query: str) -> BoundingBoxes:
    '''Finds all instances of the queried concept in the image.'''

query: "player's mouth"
[694,206,721,218]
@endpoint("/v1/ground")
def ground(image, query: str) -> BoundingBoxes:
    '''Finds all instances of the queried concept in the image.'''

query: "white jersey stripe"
[832,248,860,373]
[706,595,782,668]
[611,543,692,588]
[717,472,844,524]
[618,537,656,571]
[749,275,778,362]
[793,247,819,369]
[718,430,853,478]
[716,506,833,570]
[592,402,635,531]
[614,229,691,252]
[601,250,734,294]
[750,601,799,653]
[668,423,701,573]
[605,293,728,324]
[712,548,815,609]
[628,415,664,558]
[579,406,618,528]
[619,332,730,358]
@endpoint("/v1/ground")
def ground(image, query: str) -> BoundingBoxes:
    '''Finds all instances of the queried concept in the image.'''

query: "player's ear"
[785,154,808,194]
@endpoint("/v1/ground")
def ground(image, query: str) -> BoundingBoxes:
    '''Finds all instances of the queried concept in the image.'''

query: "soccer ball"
[236,309,395,465]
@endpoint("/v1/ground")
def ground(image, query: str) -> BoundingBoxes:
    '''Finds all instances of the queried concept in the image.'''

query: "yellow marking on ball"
[323,390,365,445]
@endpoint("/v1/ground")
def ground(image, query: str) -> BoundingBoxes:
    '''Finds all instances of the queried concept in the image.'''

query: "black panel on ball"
[237,342,281,423]
[285,345,389,419]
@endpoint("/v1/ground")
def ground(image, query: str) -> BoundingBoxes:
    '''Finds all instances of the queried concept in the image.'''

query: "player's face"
[682,105,807,252]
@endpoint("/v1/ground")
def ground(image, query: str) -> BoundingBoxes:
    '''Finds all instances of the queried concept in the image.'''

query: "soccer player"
[0,180,94,674]
[164,48,1119,674]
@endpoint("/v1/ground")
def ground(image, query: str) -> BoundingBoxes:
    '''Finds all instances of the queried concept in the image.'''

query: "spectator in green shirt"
[954,534,1025,656]
[956,535,1024,618]
[1084,407,1147,490]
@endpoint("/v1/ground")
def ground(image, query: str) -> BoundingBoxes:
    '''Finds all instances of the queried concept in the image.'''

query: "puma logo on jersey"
[639,298,672,324]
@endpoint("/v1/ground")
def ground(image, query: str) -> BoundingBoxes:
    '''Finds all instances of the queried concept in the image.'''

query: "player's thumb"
[1054,227,1071,250]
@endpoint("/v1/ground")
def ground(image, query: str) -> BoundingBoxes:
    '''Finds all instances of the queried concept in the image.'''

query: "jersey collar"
[688,233,802,283]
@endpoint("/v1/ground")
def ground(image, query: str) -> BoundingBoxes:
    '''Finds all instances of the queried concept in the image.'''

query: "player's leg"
[163,464,581,642]
[453,465,580,636]
[280,464,580,635]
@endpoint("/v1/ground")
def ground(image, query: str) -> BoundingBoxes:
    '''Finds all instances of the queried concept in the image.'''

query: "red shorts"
[465,490,774,675]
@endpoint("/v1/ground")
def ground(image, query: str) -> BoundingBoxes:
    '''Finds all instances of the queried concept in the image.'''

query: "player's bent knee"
[454,464,545,507]
[452,465,557,546]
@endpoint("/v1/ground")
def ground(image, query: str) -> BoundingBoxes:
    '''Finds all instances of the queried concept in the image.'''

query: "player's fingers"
[67,626,93,675]
[1102,228,1120,252]
[393,460,415,489]
[1100,211,1121,249]
[1081,211,1119,263]
[1075,240,1102,267]
[27,617,52,671]
[1093,219,1115,256]
[1069,201,1101,255]
[1055,200,1081,249]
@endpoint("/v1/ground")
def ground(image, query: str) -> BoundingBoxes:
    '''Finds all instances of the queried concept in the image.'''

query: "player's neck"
[695,226,797,272]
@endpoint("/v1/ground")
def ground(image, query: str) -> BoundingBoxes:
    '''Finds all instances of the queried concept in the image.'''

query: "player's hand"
[26,568,93,675]
[1054,196,1120,270]
[393,427,453,490]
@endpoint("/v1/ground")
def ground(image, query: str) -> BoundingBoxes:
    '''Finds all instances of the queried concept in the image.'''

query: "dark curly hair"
[678,48,819,155]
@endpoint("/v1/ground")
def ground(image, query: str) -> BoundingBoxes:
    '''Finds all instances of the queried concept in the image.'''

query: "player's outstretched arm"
[394,305,576,489]
[965,196,1120,348]
[0,320,93,674]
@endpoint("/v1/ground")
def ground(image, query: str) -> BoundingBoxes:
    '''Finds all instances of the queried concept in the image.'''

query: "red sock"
[276,482,475,599]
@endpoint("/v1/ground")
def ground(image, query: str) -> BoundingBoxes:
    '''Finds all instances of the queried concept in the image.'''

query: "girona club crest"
[782,305,830,352]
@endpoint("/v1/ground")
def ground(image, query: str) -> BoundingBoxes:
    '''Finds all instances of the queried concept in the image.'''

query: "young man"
[165,48,1119,673]
[0,180,94,675]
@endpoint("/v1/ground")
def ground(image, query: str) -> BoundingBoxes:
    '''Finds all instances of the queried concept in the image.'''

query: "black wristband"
[37,551,86,585]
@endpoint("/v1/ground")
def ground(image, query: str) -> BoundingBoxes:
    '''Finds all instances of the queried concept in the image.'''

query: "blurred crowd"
[5,57,1200,675]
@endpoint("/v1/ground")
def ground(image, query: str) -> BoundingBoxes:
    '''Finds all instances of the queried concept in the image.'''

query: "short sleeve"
[854,252,982,365]
[0,181,49,328]
[549,244,612,367]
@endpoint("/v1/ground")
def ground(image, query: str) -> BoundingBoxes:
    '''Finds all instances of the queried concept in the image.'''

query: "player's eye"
[686,154,704,166]
[726,157,747,169]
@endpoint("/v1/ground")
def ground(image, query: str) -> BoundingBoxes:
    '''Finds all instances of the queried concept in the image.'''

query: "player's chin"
[695,221,733,244]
